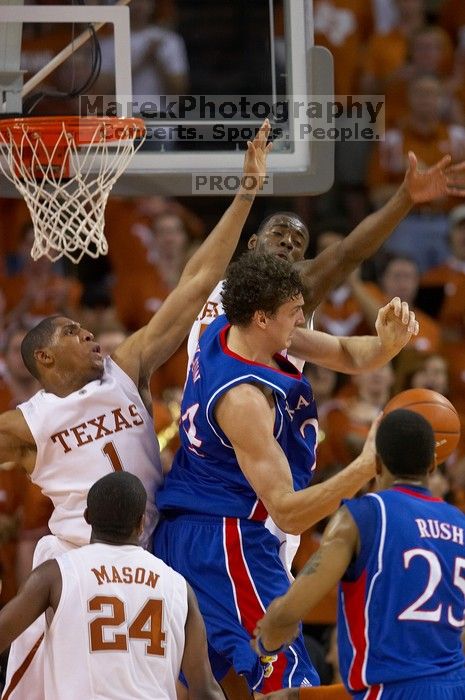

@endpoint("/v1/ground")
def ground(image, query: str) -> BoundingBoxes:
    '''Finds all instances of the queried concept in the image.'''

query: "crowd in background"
[0,0,465,684]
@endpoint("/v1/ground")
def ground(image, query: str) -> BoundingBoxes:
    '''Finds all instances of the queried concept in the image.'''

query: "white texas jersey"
[187,280,312,372]
[18,358,162,548]
[46,543,187,700]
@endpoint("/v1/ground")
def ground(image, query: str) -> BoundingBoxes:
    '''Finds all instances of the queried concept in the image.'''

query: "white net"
[0,117,146,263]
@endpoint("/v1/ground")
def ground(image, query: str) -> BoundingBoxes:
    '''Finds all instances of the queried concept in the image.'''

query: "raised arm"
[298,152,465,314]
[252,506,358,655]
[180,584,224,700]
[215,385,379,535]
[112,120,272,387]
[0,410,36,474]
[289,297,418,373]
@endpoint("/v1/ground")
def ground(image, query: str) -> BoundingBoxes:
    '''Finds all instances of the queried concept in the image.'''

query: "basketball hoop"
[0,116,146,263]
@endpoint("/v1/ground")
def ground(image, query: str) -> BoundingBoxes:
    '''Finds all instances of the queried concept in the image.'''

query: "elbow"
[266,503,304,536]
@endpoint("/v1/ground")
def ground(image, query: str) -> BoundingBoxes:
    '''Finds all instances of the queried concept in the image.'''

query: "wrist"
[353,451,376,479]
[256,635,286,656]
[240,173,262,194]
[398,181,415,209]
[236,188,257,203]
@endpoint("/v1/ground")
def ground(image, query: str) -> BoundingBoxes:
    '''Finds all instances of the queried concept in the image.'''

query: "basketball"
[383,389,461,463]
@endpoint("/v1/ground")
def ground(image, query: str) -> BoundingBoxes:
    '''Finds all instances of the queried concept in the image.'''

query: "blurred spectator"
[389,348,465,510]
[106,199,201,397]
[304,362,345,475]
[0,327,52,599]
[0,326,39,410]
[313,0,374,95]
[95,326,128,357]
[95,0,189,112]
[368,75,465,272]
[395,350,450,394]
[106,197,203,331]
[419,205,465,419]
[324,364,395,466]
[313,232,370,338]
[360,0,426,95]
[313,1,376,224]
[0,466,28,606]
[383,25,457,127]
[76,284,122,338]
[420,205,465,343]
[0,224,82,328]
[349,253,441,352]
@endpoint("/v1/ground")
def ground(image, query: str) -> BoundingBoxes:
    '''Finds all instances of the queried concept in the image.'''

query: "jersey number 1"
[102,441,124,472]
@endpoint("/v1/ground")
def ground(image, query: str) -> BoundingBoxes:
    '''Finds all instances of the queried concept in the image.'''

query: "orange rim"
[0,116,146,146]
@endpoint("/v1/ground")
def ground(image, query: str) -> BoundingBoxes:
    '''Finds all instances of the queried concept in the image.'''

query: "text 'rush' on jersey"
[338,486,465,694]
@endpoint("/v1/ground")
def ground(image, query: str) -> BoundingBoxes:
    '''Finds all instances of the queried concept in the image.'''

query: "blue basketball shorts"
[351,670,465,699]
[154,514,319,693]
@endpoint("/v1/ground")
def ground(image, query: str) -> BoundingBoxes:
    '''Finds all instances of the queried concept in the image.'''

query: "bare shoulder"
[215,382,271,415]
[0,410,36,472]
[0,409,35,446]
[214,383,274,440]
[322,505,359,550]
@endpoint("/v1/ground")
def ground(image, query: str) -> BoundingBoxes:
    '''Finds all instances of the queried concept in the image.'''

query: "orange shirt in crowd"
[361,28,408,87]
[368,122,465,212]
[313,0,373,95]
[420,261,465,415]
[362,282,441,353]
[421,260,465,340]
[315,285,371,338]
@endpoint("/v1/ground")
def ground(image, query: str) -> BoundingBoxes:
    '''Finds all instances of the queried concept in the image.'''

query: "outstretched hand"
[404,151,465,203]
[375,296,419,353]
[242,119,273,191]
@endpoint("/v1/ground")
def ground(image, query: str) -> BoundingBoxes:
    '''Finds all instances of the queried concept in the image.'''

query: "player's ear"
[428,458,437,474]
[248,234,258,250]
[137,514,145,536]
[34,347,53,368]
[253,309,268,329]
[84,507,90,525]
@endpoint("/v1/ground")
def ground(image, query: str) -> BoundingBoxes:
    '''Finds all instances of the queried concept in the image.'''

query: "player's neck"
[41,368,103,397]
[226,326,277,367]
[90,534,140,546]
[391,477,429,488]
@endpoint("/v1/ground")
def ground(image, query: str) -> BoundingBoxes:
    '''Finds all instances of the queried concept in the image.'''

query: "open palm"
[405,151,465,203]
[242,119,273,189]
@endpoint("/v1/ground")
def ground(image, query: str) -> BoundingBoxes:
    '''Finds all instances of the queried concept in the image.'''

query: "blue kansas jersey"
[338,486,465,697]
[156,314,318,519]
